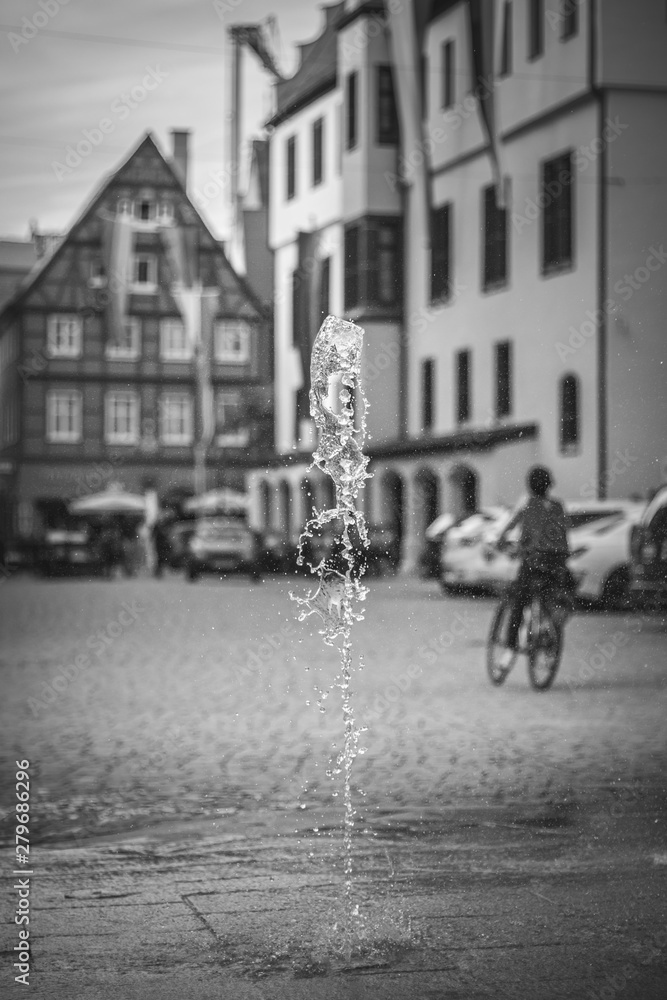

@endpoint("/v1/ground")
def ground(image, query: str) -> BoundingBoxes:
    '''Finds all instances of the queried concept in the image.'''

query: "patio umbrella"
[183,488,249,515]
[69,488,146,515]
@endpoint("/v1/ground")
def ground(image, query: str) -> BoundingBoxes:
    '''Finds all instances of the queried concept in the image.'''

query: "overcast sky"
[0,0,322,240]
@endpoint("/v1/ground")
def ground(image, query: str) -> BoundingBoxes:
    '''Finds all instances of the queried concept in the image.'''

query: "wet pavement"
[1,575,667,996]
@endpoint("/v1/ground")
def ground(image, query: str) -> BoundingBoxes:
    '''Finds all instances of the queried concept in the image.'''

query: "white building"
[247,0,667,572]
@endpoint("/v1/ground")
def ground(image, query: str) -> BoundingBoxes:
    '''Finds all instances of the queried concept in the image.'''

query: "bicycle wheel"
[486,599,518,686]
[527,600,562,690]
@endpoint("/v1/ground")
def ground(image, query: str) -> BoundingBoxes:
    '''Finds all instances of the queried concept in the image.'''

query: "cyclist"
[495,465,570,667]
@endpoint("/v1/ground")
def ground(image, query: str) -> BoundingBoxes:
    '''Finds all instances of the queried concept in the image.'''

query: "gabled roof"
[267,2,344,128]
[0,133,267,321]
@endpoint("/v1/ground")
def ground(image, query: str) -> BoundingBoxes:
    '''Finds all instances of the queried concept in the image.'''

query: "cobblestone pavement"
[1,574,666,844]
[2,575,667,998]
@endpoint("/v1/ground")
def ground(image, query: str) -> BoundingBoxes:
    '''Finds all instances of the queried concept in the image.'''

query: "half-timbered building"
[0,131,272,537]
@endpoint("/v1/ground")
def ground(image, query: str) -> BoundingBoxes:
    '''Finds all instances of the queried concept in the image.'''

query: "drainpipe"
[591,0,608,499]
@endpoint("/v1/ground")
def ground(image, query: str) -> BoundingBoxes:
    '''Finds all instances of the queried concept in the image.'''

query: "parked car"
[440,499,644,598]
[437,507,510,592]
[567,505,644,605]
[36,528,103,576]
[184,516,262,581]
[630,485,667,604]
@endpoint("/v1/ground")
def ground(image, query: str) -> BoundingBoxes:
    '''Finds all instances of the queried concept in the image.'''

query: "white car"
[440,499,644,600]
[437,507,510,592]
[568,505,645,604]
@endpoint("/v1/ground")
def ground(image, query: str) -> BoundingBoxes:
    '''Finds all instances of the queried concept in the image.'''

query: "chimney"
[170,129,190,187]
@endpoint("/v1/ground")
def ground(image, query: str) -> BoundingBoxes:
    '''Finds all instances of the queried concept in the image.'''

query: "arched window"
[559,374,580,452]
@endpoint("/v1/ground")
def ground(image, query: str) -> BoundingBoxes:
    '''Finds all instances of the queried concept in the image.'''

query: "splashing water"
[291,315,371,932]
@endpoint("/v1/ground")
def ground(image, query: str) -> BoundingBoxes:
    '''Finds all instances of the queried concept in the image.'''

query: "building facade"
[247,0,667,571]
[0,132,273,539]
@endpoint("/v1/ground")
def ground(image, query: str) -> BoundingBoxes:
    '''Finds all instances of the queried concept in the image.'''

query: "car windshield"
[566,509,625,530]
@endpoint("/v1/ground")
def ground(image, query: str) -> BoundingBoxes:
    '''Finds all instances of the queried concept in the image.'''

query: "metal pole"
[229,30,241,256]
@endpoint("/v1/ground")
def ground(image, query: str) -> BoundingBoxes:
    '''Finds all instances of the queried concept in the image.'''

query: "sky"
[0,0,324,240]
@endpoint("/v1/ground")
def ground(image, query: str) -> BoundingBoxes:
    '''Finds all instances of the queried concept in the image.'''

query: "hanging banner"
[104,213,133,344]
[468,0,506,203]
[198,288,218,448]
[161,223,195,289]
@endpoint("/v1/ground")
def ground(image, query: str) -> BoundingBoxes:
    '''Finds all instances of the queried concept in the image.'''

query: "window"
[368,223,401,306]
[542,151,574,273]
[160,318,191,361]
[528,0,544,59]
[319,257,331,320]
[456,350,471,424]
[46,314,82,358]
[561,1,578,40]
[216,391,249,446]
[345,71,358,150]
[559,373,580,451]
[344,219,402,311]
[286,135,297,200]
[421,358,435,431]
[157,201,174,223]
[46,390,82,443]
[105,391,140,445]
[118,198,133,216]
[89,256,106,287]
[312,117,324,186]
[214,319,251,363]
[376,65,398,145]
[499,2,512,76]
[107,318,140,359]
[159,393,193,445]
[430,204,451,303]
[137,199,155,221]
[441,40,455,109]
[344,226,360,309]
[495,341,512,417]
[132,253,157,290]
[482,183,508,290]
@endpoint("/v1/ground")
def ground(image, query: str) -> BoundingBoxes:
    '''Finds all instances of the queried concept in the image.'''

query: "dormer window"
[137,200,155,221]
[157,201,174,223]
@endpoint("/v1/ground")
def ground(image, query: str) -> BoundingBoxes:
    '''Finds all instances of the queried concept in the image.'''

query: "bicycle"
[486,552,570,691]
